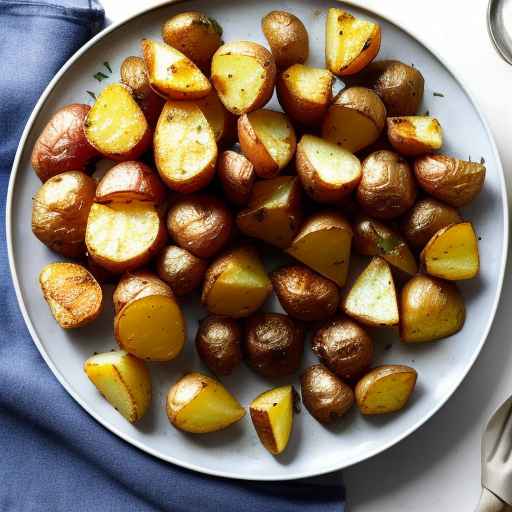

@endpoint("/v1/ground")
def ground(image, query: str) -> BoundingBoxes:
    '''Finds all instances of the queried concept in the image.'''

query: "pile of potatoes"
[32,7,484,456]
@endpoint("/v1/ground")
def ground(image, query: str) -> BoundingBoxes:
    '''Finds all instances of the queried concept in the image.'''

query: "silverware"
[487,0,512,65]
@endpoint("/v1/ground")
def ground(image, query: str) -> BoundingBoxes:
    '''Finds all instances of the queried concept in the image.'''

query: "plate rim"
[5,0,509,481]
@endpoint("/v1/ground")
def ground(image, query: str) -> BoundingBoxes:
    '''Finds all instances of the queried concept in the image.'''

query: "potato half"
[195,90,235,145]
[218,150,255,206]
[387,116,443,156]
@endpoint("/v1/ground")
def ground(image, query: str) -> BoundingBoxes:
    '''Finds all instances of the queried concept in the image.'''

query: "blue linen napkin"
[0,1,346,511]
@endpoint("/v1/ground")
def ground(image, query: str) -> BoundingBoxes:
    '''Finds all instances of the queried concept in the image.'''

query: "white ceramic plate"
[6,0,508,481]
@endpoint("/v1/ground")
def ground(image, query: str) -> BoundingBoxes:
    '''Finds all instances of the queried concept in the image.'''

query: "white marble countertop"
[101,0,512,510]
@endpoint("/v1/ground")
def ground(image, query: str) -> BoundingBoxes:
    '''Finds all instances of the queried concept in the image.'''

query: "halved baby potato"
[238,109,296,178]
[420,222,479,280]
[84,350,151,423]
[387,116,443,156]
[218,150,255,206]
[195,90,234,145]
[296,134,362,203]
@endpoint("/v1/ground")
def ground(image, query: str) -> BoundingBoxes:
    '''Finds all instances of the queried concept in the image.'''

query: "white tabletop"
[101,0,512,510]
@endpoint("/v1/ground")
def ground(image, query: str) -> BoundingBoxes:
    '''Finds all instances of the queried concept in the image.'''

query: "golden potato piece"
[355,365,417,415]
[211,41,276,115]
[236,176,302,249]
[154,100,217,193]
[84,84,151,161]
[84,350,151,423]
[141,38,211,100]
[342,257,399,327]
[195,90,234,145]
[387,116,443,156]
[400,274,465,343]
[217,150,255,206]
[325,8,381,76]
[250,385,293,455]
[39,262,102,329]
[286,211,352,287]
[322,87,386,153]
[166,372,245,433]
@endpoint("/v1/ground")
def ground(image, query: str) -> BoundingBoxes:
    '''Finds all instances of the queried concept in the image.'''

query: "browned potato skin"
[357,150,416,219]
[166,194,233,259]
[196,315,242,375]
[261,11,309,69]
[86,255,118,284]
[271,265,340,322]
[217,150,255,206]
[312,316,373,380]
[31,104,99,182]
[244,313,304,378]
[414,154,486,207]
[156,245,207,296]
[301,364,354,423]
[32,171,96,258]
[400,198,462,250]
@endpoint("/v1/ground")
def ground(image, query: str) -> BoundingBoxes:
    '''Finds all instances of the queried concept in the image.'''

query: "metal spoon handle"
[476,488,508,512]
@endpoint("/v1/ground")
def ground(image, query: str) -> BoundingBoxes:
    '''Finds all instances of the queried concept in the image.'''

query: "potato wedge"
[400,274,465,343]
[342,257,399,327]
[195,90,235,145]
[85,202,166,274]
[322,87,386,153]
[84,350,151,423]
[325,8,381,76]
[154,100,217,193]
[276,64,333,125]
[218,150,255,206]
[236,176,302,249]
[211,41,276,114]
[420,222,479,280]
[355,365,417,415]
[141,38,211,100]
[250,385,293,455]
[238,109,297,178]
[167,373,245,433]
[84,83,151,161]
[39,262,102,329]
[414,154,486,207]
[387,116,443,156]
[296,134,362,203]
[286,211,352,287]
[201,246,271,318]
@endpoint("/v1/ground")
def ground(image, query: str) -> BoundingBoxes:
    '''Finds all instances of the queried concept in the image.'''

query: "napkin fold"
[0,2,345,510]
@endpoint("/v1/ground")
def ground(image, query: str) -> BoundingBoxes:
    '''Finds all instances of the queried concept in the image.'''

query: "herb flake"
[94,71,109,82]
[86,90,97,100]
[103,61,112,73]
[433,92,445,97]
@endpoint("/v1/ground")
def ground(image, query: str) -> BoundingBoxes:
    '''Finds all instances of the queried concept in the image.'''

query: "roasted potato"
[387,116,443,156]
[84,350,151,423]
[261,11,309,69]
[325,8,381,76]
[238,109,297,178]
[167,373,245,433]
[355,365,417,415]
[162,11,223,71]
[296,134,362,203]
[217,150,255,206]
[400,274,465,343]
[211,41,276,115]
[195,90,235,145]
[414,154,486,207]
[196,315,242,376]
[32,171,96,258]
[420,222,479,280]
[31,104,98,182]
[141,38,211,100]
[245,313,304,377]
[39,262,102,328]
[312,316,373,380]
[250,385,293,454]
[353,216,417,275]
[342,257,399,327]
[287,211,353,287]
[236,176,302,249]
[276,64,333,126]
[201,246,272,318]
[301,365,354,423]
[85,202,166,274]
[357,150,416,219]
[322,87,386,153]
[271,265,340,321]
[166,193,233,258]
[156,245,207,296]
[154,100,217,193]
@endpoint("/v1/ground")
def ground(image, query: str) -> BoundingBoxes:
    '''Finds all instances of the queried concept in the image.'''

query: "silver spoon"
[488,0,512,65]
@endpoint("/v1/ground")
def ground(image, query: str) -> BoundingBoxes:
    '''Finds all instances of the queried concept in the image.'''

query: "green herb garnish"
[433,92,445,97]
[103,61,112,73]
[94,71,109,82]
[86,90,97,100]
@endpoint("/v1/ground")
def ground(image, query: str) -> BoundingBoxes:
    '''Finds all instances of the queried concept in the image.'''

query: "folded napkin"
[0,1,345,511]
